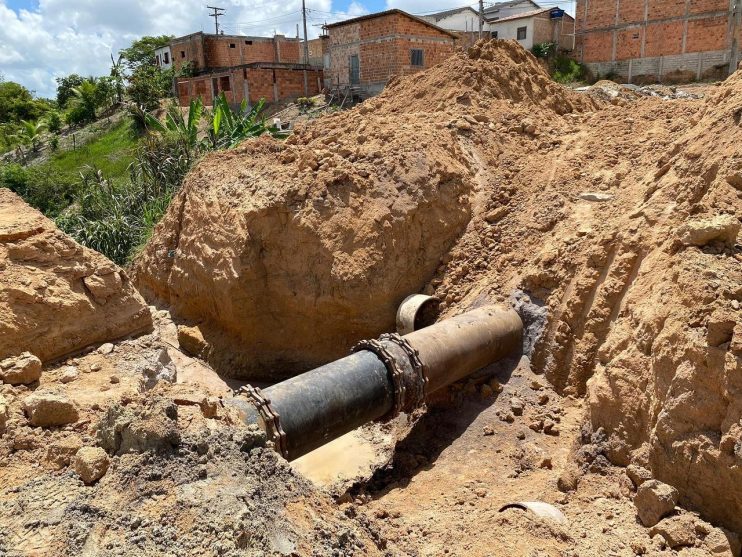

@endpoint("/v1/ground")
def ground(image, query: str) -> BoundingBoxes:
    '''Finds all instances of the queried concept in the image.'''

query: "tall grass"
[56,134,191,264]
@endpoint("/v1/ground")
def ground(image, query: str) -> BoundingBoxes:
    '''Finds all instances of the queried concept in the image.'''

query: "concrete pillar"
[243,70,250,105]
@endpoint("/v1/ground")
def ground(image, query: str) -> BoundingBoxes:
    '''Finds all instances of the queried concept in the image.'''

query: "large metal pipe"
[405,305,523,393]
[232,305,522,460]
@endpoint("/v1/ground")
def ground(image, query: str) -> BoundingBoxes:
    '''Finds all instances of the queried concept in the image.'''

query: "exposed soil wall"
[0,190,152,362]
[132,41,596,381]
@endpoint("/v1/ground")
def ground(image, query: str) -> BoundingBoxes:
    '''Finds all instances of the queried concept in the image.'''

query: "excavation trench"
[228,305,523,461]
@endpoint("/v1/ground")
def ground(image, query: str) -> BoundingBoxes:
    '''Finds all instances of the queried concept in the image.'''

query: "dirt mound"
[376,39,598,115]
[0,189,152,363]
[132,40,597,380]
[133,41,741,533]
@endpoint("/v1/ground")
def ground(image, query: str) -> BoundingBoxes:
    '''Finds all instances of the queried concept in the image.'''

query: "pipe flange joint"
[238,385,289,459]
[352,338,406,419]
[379,332,428,409]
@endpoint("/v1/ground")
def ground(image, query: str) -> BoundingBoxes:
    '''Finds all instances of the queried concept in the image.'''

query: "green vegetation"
[48,118,137,180]
[531,42,556,59]
[1,35,281,265]
[0,118,137,219]
[57,94,283,264]
[552,56,584,84]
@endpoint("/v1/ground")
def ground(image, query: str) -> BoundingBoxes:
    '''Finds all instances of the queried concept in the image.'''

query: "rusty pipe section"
[231,305,522,460]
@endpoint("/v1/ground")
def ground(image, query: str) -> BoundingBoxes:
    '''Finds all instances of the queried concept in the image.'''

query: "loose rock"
[72,446,110,484]
[23,391,79,427]
[0,352,42,385]
[634,479,679,527]
[676,214,740,248]
[626,464,652,488]
[649,515,697,549]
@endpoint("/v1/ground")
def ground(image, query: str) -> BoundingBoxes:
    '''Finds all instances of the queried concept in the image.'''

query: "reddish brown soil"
[2,40,741,556]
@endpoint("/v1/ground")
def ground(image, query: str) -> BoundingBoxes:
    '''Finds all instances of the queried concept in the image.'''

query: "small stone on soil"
[73,446,110,484]
[23,391,79,427]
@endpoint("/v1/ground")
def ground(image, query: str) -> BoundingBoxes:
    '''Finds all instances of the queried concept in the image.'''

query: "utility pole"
[302,0,310,96]
[478,0,484,39]
[730,0,741,74]
[208,6,225,35]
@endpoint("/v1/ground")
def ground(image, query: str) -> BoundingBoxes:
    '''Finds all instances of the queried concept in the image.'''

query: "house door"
[349,55,360,85]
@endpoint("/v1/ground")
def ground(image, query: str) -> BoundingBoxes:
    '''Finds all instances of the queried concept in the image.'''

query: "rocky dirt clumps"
[0,190,152,363]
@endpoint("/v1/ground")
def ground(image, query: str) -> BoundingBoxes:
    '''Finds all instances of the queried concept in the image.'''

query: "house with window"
[421,2,575,52]
[324,9,457,98]
[488,8,575,51]
[155,45,172,69]
[169,32,323,107]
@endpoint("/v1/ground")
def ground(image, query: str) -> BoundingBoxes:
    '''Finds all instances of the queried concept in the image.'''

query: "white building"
[155,45,173,70]
[483,0,541,21]
[419,6,481,34]
[422,1,574,52]
[488,8,574,51]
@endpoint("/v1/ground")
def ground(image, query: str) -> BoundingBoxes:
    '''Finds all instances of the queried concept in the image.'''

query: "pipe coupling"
[352,333,428,420]
[239,385,289,458]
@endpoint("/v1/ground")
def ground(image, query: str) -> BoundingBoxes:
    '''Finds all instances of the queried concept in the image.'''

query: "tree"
[56,74,85,108]
[0,81,47,123]
[110,54,125,103]
[119,35,172,71]
[127,65,172,112]
[66,79,99,125]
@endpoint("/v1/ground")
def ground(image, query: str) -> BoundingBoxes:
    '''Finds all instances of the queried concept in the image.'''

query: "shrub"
[532,42,556,59]
[0,163,77,217]
[552,56,584,84]
[46,111,62,134]
[296,97,313,112]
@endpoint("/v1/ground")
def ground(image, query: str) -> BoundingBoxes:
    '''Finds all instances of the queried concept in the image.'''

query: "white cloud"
[0,0,366,98]
[384,0,473,17]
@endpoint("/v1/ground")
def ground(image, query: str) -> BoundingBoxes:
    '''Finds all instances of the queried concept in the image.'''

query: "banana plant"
[144,97,204,158]
[206,93,285,150]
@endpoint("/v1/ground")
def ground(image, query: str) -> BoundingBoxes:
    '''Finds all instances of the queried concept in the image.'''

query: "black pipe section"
[231,305,523,460]
[265,350,393,459]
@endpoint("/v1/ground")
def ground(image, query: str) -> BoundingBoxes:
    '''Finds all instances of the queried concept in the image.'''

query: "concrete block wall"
[575,0,740,81]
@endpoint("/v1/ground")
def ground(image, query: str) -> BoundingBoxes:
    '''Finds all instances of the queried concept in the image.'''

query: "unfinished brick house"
[575,0,742,82]
[325,10,457,97]
[172,32,323,106]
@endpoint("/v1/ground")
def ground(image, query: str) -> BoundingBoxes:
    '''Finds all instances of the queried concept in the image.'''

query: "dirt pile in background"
[0,190,152,362]
[132,40,597,381]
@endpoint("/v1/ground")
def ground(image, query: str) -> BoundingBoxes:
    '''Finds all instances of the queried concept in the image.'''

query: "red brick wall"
[176,67,322,106]
[172,35,205,71]
[582,30,613,62]
[203,36,302,67]
[647,0,686,20]
[686,16,728,51]
[327,12,454,88]
[576,0,734,65]
[581,0,616,30]
[644,21,684,56]
[172,34,304,71]
[616,28,643,60]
